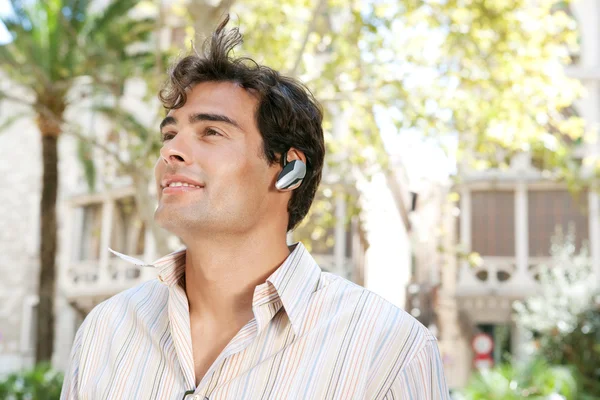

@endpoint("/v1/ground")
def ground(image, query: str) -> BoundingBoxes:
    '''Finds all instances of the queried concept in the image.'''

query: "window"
[75,196,146,262]
[471,191,516,256]
[528,190,588,257]
[78,204,102,261]
[110,196,145,256]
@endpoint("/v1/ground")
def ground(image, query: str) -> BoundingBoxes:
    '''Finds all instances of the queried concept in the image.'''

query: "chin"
[155,208,185,230]
[156,209,209,233]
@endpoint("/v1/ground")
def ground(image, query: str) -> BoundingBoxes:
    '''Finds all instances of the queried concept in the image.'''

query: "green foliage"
[0,0,154,105]
[233,0,390,173]
[514,228,600,397]
[553,299,600,397]
[230,0,587,181]
[0,0,157,178]
[222,1,394,245]
[0,363,63,400]
[393,0,584,176]
[525,297,600,397]
[293,183,363,252]
[458,359,579,400]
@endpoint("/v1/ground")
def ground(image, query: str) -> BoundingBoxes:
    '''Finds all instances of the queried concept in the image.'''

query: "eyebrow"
[159,113,242,131]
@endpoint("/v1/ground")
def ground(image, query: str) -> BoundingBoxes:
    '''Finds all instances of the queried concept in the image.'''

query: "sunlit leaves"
[389,0,586,175]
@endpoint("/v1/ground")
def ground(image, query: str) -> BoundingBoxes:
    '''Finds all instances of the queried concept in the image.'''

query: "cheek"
[215,141,257,176]
[202,139,271,193]
[224,158,258,189]
[222,154,271,197]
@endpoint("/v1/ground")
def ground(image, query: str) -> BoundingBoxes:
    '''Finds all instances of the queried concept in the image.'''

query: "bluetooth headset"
[275,152,306,191]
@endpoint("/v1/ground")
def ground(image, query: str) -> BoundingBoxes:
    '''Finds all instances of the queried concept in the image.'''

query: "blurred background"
[0,0,599,398]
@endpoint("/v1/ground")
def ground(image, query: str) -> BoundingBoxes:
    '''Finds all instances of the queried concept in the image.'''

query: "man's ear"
[282,148,307,165]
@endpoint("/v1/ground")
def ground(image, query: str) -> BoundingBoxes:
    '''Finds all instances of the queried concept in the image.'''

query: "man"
[61,16,449,400]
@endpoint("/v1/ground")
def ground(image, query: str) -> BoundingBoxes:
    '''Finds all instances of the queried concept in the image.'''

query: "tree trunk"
[36,134,58,363]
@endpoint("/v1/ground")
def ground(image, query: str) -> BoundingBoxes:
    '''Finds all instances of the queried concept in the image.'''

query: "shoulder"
[323,273,435,358]
[323,276,449,397]
[323,273,429,331]
[63,279,171,395]
[319,272,434,347]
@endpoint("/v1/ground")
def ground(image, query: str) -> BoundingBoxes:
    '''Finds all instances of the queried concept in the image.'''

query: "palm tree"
[0,0,154,363]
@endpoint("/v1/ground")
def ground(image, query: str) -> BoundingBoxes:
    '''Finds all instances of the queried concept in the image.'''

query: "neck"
[181,229,291,326]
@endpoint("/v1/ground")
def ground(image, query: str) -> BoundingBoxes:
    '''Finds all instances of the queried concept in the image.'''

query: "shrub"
[457,359,578,400]
[0,363,63,400]
[513,228,600,397]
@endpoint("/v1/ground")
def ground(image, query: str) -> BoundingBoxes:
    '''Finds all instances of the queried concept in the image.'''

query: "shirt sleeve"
[60,320,86,400]
[382,337,451,400]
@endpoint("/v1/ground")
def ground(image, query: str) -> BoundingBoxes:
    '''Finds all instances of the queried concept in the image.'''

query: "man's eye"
[205,128,222,137]
[161,132,175,142]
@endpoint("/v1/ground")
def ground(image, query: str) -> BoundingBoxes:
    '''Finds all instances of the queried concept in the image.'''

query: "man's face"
[154,81,283,237]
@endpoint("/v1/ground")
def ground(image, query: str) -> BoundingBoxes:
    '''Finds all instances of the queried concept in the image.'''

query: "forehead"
[167,81,258,127]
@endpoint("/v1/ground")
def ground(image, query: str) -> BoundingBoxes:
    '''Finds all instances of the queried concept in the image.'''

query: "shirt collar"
[108,242,322,334]
[263,243,322,333]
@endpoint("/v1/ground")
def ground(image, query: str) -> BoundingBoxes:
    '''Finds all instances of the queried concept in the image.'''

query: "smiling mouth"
[161,183,205,195]
[163,182,203,189]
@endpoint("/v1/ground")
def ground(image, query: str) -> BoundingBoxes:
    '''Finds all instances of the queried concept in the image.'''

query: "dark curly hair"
[159,15,325,232]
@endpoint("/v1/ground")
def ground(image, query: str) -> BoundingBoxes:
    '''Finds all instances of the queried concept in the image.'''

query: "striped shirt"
[61,243,449,399]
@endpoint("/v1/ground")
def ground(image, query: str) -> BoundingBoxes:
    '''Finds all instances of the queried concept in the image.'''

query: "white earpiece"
[276,158,306,191]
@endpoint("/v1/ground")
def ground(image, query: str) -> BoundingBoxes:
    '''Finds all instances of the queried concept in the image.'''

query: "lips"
[161,174,205,189]
[161,185,203,195]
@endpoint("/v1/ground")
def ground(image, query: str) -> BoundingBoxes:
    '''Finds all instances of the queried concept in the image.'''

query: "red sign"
[474,354,494,369]
[472,333,493,355]
[472,333,494,369]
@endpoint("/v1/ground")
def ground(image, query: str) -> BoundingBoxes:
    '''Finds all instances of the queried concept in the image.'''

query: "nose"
[160,135,191,166]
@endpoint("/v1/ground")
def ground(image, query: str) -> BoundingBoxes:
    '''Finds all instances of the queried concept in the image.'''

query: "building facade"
[407,0,600,389]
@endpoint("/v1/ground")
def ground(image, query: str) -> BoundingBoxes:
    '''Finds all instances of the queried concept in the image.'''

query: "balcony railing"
[456,256,558,297]
[62,255,158,312]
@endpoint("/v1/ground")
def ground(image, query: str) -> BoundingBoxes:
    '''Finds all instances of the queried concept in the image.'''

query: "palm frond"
[0,110,33,134]
[93,104,155,141]
[63,0,93,33]
[1,3,55,84]
[0,0,158,153]
[7,0,30,27]
[84,0,141,38]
